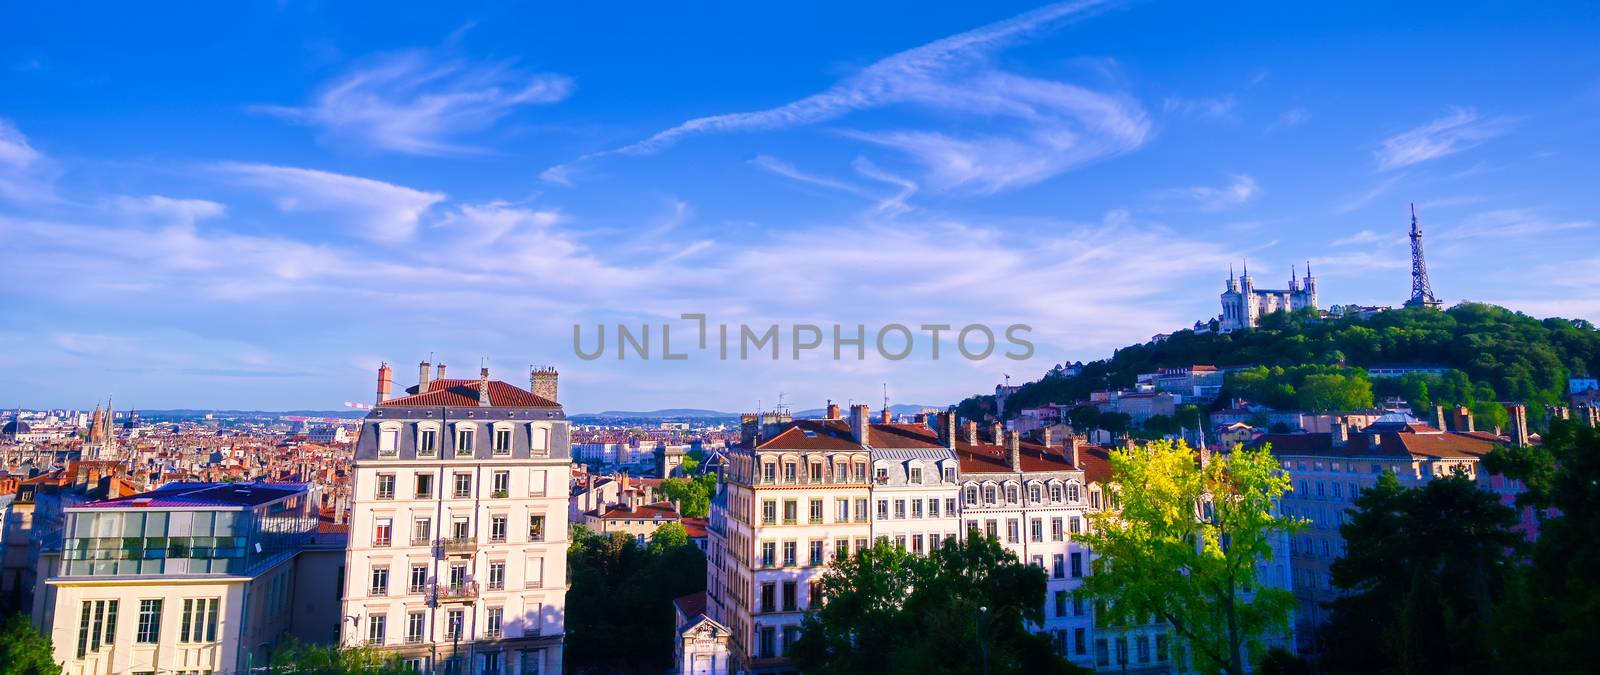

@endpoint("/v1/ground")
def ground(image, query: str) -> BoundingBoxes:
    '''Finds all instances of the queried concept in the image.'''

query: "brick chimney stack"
[436,363,448,380]
[881,408,893,424]
[376,362,393,405]
[1433,405,1447,431]
[418,360,432,394]
[1041,427,1053,449]
[850,405,870,445]
[1006,431,1021,470]
[825,401,841,420]
[990,422,1004,444]
[532,366,559,403]
[1508,403,1530,447]
[1331,418,1349,447]
[941,412,957,450]
[964,420,978,446]
[478,367,491,406]
[1452,406,1475,433]
[1069,436,1082,468]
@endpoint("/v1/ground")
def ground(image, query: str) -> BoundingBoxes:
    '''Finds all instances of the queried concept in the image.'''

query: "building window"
[835,538,849,559]
[909,467,923,484]
[835,499,849,522]
[446,609,464,640]
[374,518,393,547]
[453,473,472,498]
[943,467,955,482]
[1070,517,1083,535]
[784,463,797,483]
[1031,518,1044,542]
[367,614,387,646]
[456,428,475,455]
[76,599,118,657]
[415,473,434,499]
[875,467,889,483]
[761,542,776,568]
[810,499,824,524]
[452,517,471,542]
[180,598,219,643]
[965,485,979,506]
[877,500,889,520]
[488,561,506,590]
[985,520,998,539]
[928,498,940,518]
[1068,483,1080,502]
[946,497,957,515]
[1051,518,1064,541]
[783,499,798,525]
[855,461,868,482]
[492,471,510,497]
[409,565,429,593]
[760,583,775,613]
[929,532,942,549]
[983,485,997,505]
[782,581,797,611]
[1053,554,1065,579]
[493,428,512,455]
[529,515,545,542]
[810,540,825,565]
[406,611,425,644]
[136,599,161,643]
[418,428,438,456]
[894,500,907,519]
[1006,519,1019,543]
[412,518,432,546]
[1051,484,1064,502]
[1030,484,1042,503]
[855,498,869,522]
[486,607,504,638]
[490,515,508,542]
[761,462,776,484]
[1137,635,1151,663]
[1096,639,1110,667]
[809,462,823,483]
[761,500,777,525]
[1071,552,1084,578]
[1055,590,1068,617]
[1075,628,1087,655]
[376,474,396,499]
[911,499,924,519]
[759,626,776,658]
[379,427,400,456]
[1157,634,1170,661]
[371,566,390,596]
[783,541,797,567]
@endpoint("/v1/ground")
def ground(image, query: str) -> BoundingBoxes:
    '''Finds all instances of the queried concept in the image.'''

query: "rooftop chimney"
[1069,436,1082,468]
[880,408,892,424]
[1006,431,1021,471]
[1433,405,1446,432]
[825,401,841,420]
[532,366,559,403]
[1548,405,1570,421]
[478,367,491,406]
[990,422,1004,445]
[740,414,759,447]
[941,412,957,450]
[1582,405,1600,428]
[1453,406,1475,433]
[964,420,978,446]
[418,360,432,394]
[850,404,870,445]
[436,363,448,380]
[376,362,394,405]
[1041,427,1053,449]
[1331,418,1349,447]
[1508,403,1530,447]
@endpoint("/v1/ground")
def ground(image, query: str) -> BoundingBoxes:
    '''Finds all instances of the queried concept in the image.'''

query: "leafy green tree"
[1142,414,1178,436]
[1079,440,1300,675]
[1067,405,1101,431]
[1320,471,1522,675]
[790,538,1086,675]
[1295,373,1373,412]
[1485,420,1600,673]
[0,614,58,675]
[566,524,707,672]
[265,636,408,674]
[1099,412,1132,436]
[658,473,718,518]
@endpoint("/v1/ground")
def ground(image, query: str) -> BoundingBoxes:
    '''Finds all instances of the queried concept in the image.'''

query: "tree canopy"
[1078,440,1299,675]
[1320,471,1523,675]
[265,636,409,674]
[0,614,58,675]
[789,537,1087,675]
[658,473,718,518]
[565,523,707,673]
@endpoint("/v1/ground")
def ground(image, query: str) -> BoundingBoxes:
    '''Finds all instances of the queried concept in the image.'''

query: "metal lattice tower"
[1404,203,1442,309]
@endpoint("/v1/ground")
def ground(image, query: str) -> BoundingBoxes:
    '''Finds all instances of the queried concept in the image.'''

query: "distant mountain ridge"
[573,408,738,419]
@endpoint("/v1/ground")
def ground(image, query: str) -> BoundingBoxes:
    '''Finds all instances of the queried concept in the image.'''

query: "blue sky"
[2,1,1597,413]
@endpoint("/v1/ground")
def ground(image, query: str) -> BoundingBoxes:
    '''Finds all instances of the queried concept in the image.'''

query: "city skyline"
[3,0,1599,412]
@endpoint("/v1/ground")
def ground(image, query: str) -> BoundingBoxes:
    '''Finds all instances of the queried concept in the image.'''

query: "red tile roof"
[1250,429,1501,460]
[681,516,709,538]
[380,378,557,408]
[674,591,708,619]
[599,502,679,520]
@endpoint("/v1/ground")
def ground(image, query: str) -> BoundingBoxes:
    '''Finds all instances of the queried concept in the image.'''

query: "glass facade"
[60,492,316,577]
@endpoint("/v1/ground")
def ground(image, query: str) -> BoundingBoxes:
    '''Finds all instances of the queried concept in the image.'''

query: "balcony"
[440,537,477,555]
[430,581,479,603]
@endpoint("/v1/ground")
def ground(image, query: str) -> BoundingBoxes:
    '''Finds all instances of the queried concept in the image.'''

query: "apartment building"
[34,481,321,675]
[864,408,961,556]
[1251,409,1505,654]
[342,362,569,675]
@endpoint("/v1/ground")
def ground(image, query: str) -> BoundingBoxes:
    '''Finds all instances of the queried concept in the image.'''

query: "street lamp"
[976,605,990,675]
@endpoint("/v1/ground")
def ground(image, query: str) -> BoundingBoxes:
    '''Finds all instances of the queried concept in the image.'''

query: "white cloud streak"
[1158,174,1259,210]
[1375,107,1512,171]
[218,162,446,242]
[0,119,58,203]
[557,0,1148,194]
[257,51,573,156]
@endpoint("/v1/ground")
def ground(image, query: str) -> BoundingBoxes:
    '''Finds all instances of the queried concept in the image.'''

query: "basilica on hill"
[1214,263,1319,333]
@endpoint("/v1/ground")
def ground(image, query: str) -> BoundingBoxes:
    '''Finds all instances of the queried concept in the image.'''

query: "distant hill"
[573,408,737,420]
[955,303,1600,429]
[133,409,366,419]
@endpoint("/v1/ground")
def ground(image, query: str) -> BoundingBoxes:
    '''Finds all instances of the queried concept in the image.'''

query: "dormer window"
[417,427,438,457]
[909,467,923,484]
[492,424,513,456]
[376,423,400,458]
[454,425,476,456]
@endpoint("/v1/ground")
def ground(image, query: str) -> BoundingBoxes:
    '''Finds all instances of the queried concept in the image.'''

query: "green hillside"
[956,303,1600,430]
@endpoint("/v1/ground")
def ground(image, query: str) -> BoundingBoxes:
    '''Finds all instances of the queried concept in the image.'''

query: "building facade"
[1219,266,1317,333]
[35,481,320,675]
[341,362,570,675]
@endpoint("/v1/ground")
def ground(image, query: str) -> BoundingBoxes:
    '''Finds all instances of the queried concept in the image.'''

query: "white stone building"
[1218,265,1317,332]
[342,362,570,674]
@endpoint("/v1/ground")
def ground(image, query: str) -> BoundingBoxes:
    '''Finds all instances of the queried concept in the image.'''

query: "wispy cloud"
[1266,106,1309,132]
[1331,229,1389,246]
[112,195,227,226]
[218,162,446,242]
[1449,208,1593,239]
[1162,95,1237,122]
[1374,107,1512,171]
[0,119,58,203]
[555,0,1148,194]
[257,51,573,156]
[1158,174,1259,210]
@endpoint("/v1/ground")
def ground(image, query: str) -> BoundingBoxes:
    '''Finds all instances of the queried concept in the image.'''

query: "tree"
[1485,420,1600,673]
[658,473,718,518]
[266,636,409,674]
[0,614,58,675]
[789,538,1086,675]
[1079,440,1299,675]
[1068,405,1101,431]
[1320,471,1522,675]
[566,524,706,672]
